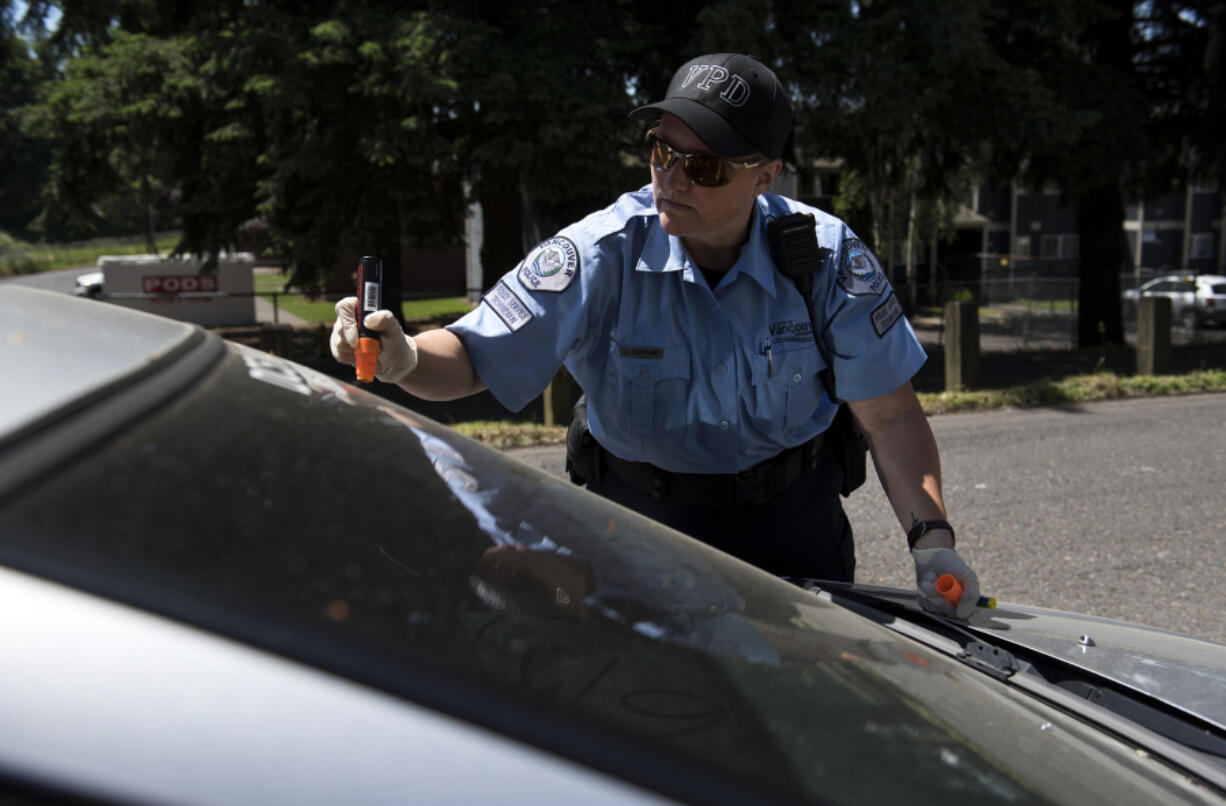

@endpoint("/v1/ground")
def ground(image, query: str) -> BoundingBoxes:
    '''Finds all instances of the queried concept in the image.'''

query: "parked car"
[72,268,104,298]
[3,284,1226,805]
[1122,273,1226,328]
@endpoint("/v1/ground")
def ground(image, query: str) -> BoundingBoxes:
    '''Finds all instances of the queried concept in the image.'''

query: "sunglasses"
[645,131,763,188]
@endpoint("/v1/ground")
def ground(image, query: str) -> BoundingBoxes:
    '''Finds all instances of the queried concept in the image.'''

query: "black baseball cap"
[630,53,792,159]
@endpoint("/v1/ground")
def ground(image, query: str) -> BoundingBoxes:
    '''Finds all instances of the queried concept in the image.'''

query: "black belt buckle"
[735,465,768,504]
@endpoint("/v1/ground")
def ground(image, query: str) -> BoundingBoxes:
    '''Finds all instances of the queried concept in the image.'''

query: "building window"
[1189,233,1214,260]
[1015,236,1031,257]
[1142,229,1159,244]
[1040,234,1078,259]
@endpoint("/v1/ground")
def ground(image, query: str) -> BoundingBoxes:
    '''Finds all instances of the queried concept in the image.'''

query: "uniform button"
[716,363,726,374]
[793,372,803,383]
[719,420,730,430]
[638,370,649,382]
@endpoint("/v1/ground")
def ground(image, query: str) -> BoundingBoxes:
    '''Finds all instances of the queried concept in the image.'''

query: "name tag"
[619,346,664,359]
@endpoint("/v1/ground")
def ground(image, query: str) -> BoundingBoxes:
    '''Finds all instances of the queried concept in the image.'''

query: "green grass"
[7,232,182,274]
[453,421,569,448]
[277,298,342,321]
[253,272,290,294]
[401,296,473,321]
[253,274,471,324]
[917,368,1226,415]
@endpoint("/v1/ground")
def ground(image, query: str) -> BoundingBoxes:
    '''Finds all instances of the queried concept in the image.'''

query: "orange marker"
[936,573,996,609]
[354,256,382,383]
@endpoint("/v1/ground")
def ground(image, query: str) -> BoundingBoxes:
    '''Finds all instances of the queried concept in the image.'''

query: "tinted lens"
[682,153,728,186]
[648,139,730,187]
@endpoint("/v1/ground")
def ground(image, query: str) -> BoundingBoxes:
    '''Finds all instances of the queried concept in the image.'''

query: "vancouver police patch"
[871,291,904,337]
[837,238,888,296]
[517,236,579,293]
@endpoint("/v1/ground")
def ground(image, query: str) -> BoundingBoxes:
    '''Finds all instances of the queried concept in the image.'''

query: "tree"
[1002,0,1220,347]
[30,30,197,250]
[771,0,1083,309]
[27,0,1219,333]
[0,3,54,237]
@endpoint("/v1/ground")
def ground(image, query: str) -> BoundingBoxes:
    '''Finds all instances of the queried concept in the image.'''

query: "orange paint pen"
[354,255,383,384]
[936,573,996,609]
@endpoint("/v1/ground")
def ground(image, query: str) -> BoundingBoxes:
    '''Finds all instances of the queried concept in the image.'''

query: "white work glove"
[913,547,981,619]
[330,297,419,384]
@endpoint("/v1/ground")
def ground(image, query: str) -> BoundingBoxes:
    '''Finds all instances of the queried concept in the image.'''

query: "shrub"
[0,233,37,277]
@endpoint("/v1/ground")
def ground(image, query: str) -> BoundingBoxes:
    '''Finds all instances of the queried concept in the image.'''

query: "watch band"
[907,519,955,550]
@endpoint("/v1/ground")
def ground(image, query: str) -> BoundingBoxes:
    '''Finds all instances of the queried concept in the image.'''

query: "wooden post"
[944,301,980,392]
[1136,296,1171,375]
[542,365,579,427]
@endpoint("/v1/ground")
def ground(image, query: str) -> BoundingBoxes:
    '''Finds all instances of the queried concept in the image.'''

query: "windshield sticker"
[483,280,533,333]
[837,238,888,296]
[518,236,579,293]
[871,291,904,337]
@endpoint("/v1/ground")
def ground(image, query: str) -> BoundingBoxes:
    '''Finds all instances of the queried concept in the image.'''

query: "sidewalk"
[252,266,309,327]
[253,293,308,327]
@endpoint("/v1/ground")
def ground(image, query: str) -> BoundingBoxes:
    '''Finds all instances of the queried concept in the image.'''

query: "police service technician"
[331,53,982,619]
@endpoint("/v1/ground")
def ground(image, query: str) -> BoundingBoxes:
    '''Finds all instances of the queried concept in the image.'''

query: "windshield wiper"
[795,580,1021,678]
[797,579,1226,790]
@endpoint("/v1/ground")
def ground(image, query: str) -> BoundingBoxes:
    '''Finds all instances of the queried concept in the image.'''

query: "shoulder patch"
[837,238,888,296]
[518,236,579,293]
[871,291,904,337]
[483,279,534,332]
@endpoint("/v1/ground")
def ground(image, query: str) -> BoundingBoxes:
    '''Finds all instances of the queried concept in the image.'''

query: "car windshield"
[0,342,1204,805]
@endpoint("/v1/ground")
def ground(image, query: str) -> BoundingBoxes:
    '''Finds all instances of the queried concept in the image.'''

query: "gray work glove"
[330,297,419,384]
[912,547,981,619]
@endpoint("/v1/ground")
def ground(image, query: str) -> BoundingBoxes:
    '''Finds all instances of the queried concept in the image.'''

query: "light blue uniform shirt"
[448,187,926,474]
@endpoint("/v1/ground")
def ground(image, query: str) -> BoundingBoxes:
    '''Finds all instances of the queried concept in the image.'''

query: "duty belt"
[600,434,823,508]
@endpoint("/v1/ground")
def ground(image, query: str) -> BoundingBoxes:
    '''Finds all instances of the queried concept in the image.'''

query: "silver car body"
[3,285,1226,805]
[1123,274,1226,327]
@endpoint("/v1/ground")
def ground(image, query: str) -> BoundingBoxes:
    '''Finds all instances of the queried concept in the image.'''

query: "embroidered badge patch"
[872,291,904,337]
[517,236,579,293]
[837,238,888,296]
[483,279,534,332]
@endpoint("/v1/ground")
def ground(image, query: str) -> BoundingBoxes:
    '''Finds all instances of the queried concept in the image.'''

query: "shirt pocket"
[750,342,824,432]
[606,341,692,435]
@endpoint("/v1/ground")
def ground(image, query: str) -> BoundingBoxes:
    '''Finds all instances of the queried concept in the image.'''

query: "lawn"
[7,232,182,274]
[253,271,471,323]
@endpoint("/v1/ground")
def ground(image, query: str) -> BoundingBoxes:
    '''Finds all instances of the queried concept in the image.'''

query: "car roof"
[1,286,226,504]
[1145,274,1226,283]
[0,285,198,439]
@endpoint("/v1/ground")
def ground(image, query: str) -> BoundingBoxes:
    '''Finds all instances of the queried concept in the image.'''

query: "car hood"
[829,583,1226,732]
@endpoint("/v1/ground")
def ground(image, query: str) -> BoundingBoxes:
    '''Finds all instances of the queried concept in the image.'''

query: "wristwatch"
[907,519,956,550]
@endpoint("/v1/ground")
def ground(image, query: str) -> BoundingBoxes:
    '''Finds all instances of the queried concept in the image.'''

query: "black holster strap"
[600,434,823,508]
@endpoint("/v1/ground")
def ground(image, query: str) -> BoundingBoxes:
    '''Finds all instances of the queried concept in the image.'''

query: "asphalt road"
[2,266,83,293]
[509,393,1226,646]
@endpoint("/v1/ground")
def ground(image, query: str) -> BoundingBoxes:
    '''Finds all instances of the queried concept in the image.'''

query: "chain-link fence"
[901,257,1226,351]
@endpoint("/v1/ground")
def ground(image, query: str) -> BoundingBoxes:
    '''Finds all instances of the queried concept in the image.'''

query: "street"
[510,393,1226,645]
